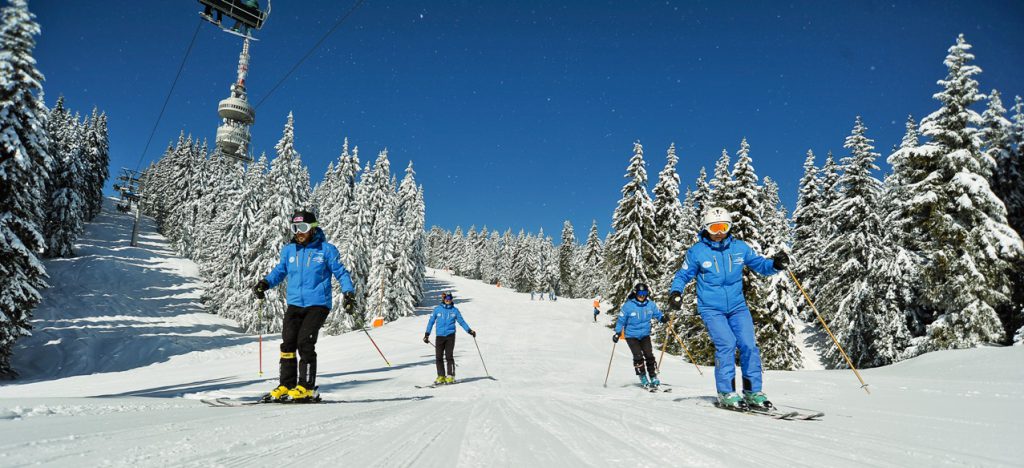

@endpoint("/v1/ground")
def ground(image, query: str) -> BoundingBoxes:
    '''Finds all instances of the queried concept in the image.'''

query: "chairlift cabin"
[113,168,141,212]
[198,0,271,40]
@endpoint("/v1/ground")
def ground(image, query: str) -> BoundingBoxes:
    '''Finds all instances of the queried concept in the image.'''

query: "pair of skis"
[711,401,824,420]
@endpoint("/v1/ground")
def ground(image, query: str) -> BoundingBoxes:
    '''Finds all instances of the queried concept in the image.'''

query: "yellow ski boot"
[263,385,289,402]
[286,385,316,402]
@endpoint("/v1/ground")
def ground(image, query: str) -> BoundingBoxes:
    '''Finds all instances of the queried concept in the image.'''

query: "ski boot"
[444,375,456,385]
[262,385,290,402]
[434,375,446,385]
[638,374,650,389]
[742,391,773,410]
[285,385,317,403]
[650,377,661,389]
[717,392,747,410]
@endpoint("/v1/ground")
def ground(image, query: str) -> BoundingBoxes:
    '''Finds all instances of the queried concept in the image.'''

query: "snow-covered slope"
[0,203,1021,467]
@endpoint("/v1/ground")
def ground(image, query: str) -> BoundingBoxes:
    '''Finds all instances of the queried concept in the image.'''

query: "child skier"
[253,210,356,402]
[423,292,476,385]
[593,297,601,322]
[667,207,787,410]
[613,283,667,389]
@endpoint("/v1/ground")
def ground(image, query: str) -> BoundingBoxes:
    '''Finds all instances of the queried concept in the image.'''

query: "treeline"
[0,0,111,377]
[139,112,427,335]
[427,34,1024,371]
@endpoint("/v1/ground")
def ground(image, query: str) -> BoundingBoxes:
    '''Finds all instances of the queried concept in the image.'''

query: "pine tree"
[692,167,711,217]
[883,115,926,336]
[558,220,577,297]
[651,143,686,302]
[576,220,604,299]
[792,150,822,290]
[914,35,1023,350]
[759,177,802,369]
[605,142,657,311]
[0,0,52,377]
[42,97,86,257]
[215,159,267,332]
[819,117,911,367]
[707,149,731,209]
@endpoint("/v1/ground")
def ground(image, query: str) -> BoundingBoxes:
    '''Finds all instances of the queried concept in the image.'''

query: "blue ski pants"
[700,305,763,394]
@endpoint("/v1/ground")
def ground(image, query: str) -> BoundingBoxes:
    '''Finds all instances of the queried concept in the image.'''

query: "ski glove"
[343,292,356,314]
[253,280,269,300]
[612,332,620,343]
[468,329,477,338]
[660,314,669,324]
[423,333,430,344]
[668,291,683,311]
[772,252,790,271]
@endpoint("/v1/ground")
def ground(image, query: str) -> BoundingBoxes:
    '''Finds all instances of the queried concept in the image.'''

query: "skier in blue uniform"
[667,207,788,409]
[423,292,476,385]
[253,210,356,402]
[613,283,668,389]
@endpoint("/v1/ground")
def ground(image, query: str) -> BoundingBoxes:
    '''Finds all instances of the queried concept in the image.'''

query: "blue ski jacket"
[426,304,472,337]
[614,298,663,339]
[669,233,778,314]
[264,229,355,309]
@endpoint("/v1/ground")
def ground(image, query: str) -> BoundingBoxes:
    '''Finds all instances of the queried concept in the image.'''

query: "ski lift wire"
[253,0,367,109]
[134,18,204,174]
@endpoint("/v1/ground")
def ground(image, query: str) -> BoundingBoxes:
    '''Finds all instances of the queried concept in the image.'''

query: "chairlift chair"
[198,0,271,39]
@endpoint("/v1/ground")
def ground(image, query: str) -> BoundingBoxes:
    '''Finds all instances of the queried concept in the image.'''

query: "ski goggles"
[441,294,454,303]
[706,222,731,234]
[290,222,318,234]
[635,291,649,298]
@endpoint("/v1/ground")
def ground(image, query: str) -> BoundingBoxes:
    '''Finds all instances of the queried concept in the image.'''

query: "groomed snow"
[1,202,1021,467]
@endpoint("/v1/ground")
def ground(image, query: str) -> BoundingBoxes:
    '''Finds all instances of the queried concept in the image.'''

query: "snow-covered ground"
[0,203,1022,467]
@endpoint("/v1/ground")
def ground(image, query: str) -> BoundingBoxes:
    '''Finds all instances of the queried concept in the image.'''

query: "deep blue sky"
[33,1,1024,241]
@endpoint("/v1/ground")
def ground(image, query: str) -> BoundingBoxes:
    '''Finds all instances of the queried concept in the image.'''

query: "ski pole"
[666,317,703,376]
[603,332,620,388]
[472,335,490,377]
[789,270,870,394]
[362,327,392,367]
[658,314,672,370]
[258,299,264,377]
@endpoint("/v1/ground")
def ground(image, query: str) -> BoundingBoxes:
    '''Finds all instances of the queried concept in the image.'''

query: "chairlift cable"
[133,18,204,174]
[253,0,367,109]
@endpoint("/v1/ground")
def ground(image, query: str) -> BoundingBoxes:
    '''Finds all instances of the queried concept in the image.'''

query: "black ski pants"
[626,336,658,378]
[280,305,329,389]
[435,333,456,377]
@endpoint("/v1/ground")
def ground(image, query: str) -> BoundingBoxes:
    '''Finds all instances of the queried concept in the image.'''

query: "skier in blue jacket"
[613,283,667,389]
[253,210,356,402]
[667,207,788,410]
[423,292,475,385]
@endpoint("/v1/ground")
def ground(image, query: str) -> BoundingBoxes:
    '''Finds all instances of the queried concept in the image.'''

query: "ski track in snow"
[0,201,1022,467]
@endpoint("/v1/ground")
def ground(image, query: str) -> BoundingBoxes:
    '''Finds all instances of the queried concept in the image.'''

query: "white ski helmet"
[702,207,732,228]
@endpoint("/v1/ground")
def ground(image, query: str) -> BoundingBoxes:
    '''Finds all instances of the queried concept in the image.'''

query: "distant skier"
[667,207,787,410]
[253,210,356,402]
[593,297,601,322]
[613,283,667,389]
[424,292,475,385]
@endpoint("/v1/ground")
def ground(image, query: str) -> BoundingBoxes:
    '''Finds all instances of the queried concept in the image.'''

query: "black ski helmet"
[290,210,317,224]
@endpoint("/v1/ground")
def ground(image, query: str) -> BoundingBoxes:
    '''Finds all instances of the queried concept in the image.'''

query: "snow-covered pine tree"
[511,230,533,292]
[42,97,86,258]
[531,229,549,294]
[758,177,802,369]
[980,90,1024,341]
[498,228,515,287]
[1004,96,1024,237]
[604,142,657,312]
[792,150,822,306]
[882,115,926,337]
[215,158,267,332]
[391,161,425,320]
[912,36,1024,350]
[0,0,52,377]
[575,220,604,299]
[482,230,501,285]
[722,138,764,250]
[819,117,911,367]
[462,225,479,279]
[707,149,731,209]
[692,167,711,217]
[651,143,685,303]
[558,220,577,297]
[81,107,109,221]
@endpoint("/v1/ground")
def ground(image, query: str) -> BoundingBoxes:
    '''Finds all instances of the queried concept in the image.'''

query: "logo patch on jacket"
[312,254,325,264]
[289,256,295,263]
[702,261,712,268]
